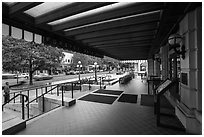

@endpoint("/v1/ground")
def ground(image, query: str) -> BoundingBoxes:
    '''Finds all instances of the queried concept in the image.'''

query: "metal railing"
[3,81,80,120]
[2,94,28,120]
[3,76,111,121]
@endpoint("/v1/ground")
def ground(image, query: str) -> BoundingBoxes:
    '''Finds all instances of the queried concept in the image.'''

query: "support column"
[160,45,169,80]
[147,59,154,76]
[175,7,202,134]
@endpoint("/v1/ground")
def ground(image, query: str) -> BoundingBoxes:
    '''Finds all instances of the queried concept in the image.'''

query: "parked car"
[89,70,94,73]
[65,70,76,75]
[15,73,29,78]
[33,73,53,81]
[2,73,17,79]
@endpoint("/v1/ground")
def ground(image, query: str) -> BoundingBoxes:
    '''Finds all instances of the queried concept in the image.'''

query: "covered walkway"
[2,2,202,135]
[16,77,187,135]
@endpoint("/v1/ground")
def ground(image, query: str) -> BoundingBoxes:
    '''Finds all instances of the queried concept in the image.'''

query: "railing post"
[45,87,48,93]
[27,97,29,119]
[13,93,15,103]
[20,91,22,103]
[36,89,38,102]
[100,77,102,89]
[21,95,25,120]
[62,85,64,106]
[71,83,74,99]
[50,86,52,94]
[42,94,45,112]
[57,86,59,96]
[89,78,91,90]
[27,90,29,100]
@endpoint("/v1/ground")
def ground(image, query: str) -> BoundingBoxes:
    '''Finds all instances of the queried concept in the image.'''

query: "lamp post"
[168,33,186,59]
[77,61,82,81]
[94,62,97,82]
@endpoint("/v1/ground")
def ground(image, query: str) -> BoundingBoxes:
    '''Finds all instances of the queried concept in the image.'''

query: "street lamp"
[94,62,97,82]
[77,61,82,81]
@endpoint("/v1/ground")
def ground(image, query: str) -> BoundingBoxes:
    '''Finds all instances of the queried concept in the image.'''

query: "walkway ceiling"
[2,2,201,60]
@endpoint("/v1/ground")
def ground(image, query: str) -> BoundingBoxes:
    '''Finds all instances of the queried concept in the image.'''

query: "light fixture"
[168,33,186,59]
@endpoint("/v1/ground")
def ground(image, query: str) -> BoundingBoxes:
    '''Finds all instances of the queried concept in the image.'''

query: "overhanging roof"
[2,2,201,60]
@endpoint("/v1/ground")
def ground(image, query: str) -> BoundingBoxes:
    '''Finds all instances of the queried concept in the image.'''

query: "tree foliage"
[67,49,120,70]
[2,35,64,84]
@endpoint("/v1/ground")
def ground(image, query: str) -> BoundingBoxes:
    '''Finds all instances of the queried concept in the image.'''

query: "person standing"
[4,82,10,103]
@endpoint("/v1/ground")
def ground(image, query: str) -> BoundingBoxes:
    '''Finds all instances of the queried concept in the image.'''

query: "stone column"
[147,59,154,76]
[176,6,202,134]
[160,44,169,80]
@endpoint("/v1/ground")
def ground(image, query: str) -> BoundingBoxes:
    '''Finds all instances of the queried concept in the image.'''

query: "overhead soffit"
[2,2,201,60]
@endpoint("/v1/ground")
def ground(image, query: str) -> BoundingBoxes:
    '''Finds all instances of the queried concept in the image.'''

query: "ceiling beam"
[79,30,156,42]
[96,44,150,49]
[53,2,164,31]
[88,36,154,46]
[83,34,154,44]
[64,11,160,36]
[93,40,152,48]
[35,2,115,25]
[74,23,158,40]
[9,2,43,17]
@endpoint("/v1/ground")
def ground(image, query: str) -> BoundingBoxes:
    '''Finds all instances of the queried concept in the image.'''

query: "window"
[12,26,22,39]
[2,24,9,36]
[35,34,42,44]
[24,31,33,42]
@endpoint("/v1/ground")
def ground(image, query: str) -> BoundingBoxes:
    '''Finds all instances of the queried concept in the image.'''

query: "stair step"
[2,111,26,135]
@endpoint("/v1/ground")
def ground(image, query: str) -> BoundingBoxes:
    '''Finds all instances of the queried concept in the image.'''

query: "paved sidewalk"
[16,77,187,135]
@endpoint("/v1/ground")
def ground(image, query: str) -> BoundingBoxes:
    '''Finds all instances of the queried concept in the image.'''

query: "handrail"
[26,85,58,106]
[2,93,28,120]
[2,93,28,108]
[8,80,81,95]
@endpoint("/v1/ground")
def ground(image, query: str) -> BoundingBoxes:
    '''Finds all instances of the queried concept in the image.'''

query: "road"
[2,71,113,88]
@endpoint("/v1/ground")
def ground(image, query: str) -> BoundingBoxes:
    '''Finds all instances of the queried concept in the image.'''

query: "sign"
[156,79,172,93]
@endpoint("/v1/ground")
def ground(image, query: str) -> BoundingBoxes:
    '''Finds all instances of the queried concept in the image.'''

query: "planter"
[119,72,135,85]
[81,84,106,92]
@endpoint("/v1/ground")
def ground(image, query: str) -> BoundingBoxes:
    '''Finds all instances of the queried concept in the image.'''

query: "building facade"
[148,6,202,134]
[61,52,73,70]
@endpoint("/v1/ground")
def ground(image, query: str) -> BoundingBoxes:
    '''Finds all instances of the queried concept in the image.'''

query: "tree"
[2,36,64,85]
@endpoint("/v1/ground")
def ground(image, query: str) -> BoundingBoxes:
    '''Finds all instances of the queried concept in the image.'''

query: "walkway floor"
[16,77,187,135]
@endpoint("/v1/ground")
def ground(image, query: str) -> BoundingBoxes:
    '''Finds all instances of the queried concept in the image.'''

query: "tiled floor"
[16,77,188,135]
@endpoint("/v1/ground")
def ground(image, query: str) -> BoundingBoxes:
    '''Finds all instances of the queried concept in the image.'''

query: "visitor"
[4,82,10,103]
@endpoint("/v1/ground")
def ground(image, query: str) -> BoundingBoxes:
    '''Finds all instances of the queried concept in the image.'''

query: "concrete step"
[2,111,26,135]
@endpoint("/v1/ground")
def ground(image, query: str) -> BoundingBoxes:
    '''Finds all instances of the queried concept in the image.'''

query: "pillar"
[175,6,202,134]
[160,45,169,80]
[147,59,154,76]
